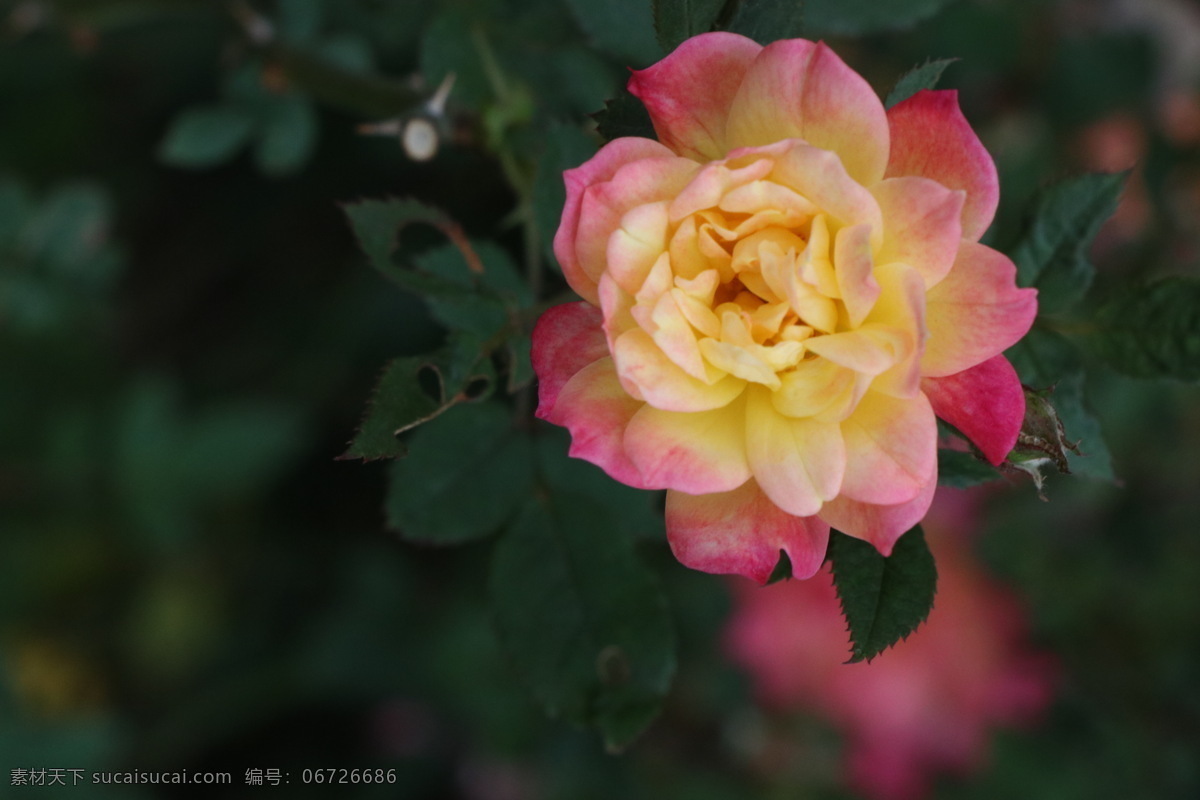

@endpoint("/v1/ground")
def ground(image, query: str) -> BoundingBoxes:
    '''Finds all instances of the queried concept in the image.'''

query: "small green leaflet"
[1088,277,1200,382]
[1011,171,1128,314]
[653,0,726,53]
[725,0,805,45]
[937,449,1001,488]
[885,58,958,108]
[339,341,495,461]
[490,493,676,750]
[158,105,256,168]
[828,526,937,663]
[593,91,657,143]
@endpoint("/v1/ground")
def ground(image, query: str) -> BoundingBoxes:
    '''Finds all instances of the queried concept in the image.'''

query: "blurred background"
[2,0,1199,797]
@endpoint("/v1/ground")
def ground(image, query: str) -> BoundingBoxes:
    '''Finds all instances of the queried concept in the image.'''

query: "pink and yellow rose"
[533,33,1036,582]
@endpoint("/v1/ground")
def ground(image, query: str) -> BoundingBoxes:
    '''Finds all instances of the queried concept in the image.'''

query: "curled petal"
[885,90,999,242]
[555,137,676,304]
[863,263,928,398]
[613,328,746,411]
[818,471,938,557]
[666,482,831,583]
[628,32,763,162]
[770,145,884,248]
[833,223,880,328]
[575,156,700,301]
[726,40,889,186]
[923,242,1038,377]
[532,302,609,419]
[872,176,965,288]
[922,355,1025,465]
[746,386,846,517]
[624,395,752,493]
[543,357,649,489]
[838,390,937,505]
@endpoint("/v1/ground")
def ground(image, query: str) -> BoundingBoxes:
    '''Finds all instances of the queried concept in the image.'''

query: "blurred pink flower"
[724,491,1057,799]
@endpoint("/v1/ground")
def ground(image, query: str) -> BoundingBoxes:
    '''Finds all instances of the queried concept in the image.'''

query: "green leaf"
[535,122,598,265]
[938,449,1001,488]
[1006,327,1080,388]
[1087,277,1200,382]
[1011,172,1128,314]
[535,428,663,541]
[1052,373,1114,481]
[593,90,656,143]
[506,333,534,392]
[802,0,955,36]
[885,58,958,108]
[565,0,663,66]
[158,105,256,168]
[254,93,318,177]
[654,0,726,53]
[340,343,496,461]
[726,0,806,45]
[828,526,937,663]
[20,183,114,279]
[342,199,519,339]
[386,403,534,544]
[490,492,675,750]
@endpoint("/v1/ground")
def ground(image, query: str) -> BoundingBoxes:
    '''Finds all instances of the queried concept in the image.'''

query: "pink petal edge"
[885,89,1000,243]
[628,32,763,162]
[818,471,938,557]
[553,137,677,304]
[531,302,609,420]
[922,355,1026,465]
[666,481,830,584]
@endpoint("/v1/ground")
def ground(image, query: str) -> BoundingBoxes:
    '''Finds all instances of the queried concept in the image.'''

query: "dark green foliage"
[340,346,495,461]
[593,90,658,142]
[1088,277,1200,382]
[829,527,938,663]
[726,0,806,45]
[937,448,1001,488]
[490,492,676,750]
[385,403,534,544]
[653,0,727,53]
[1011,172,1128,314]
[158,105,256,168]
[765,549,793,584]
[885,58,958,108]
[802,0,956,35]
[565,0,663,66]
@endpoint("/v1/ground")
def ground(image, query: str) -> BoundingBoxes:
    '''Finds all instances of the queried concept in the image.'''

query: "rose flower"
[533,33,1036,582]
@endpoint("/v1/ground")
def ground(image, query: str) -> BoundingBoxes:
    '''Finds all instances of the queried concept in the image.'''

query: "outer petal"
[746,386,846,517]
[726,40,889,186]
[541,357,649,489]
[666,481,831,583]
[623,395,751,493]
[839,390,937,505]
[818,472,938,557]
[554,137,677,304]
[885,90,999,242]
[532,302,609,419]
[922,355,1025,465]
[871,176,965,288]
[628,32,763,162]
[923,242,1038,377]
